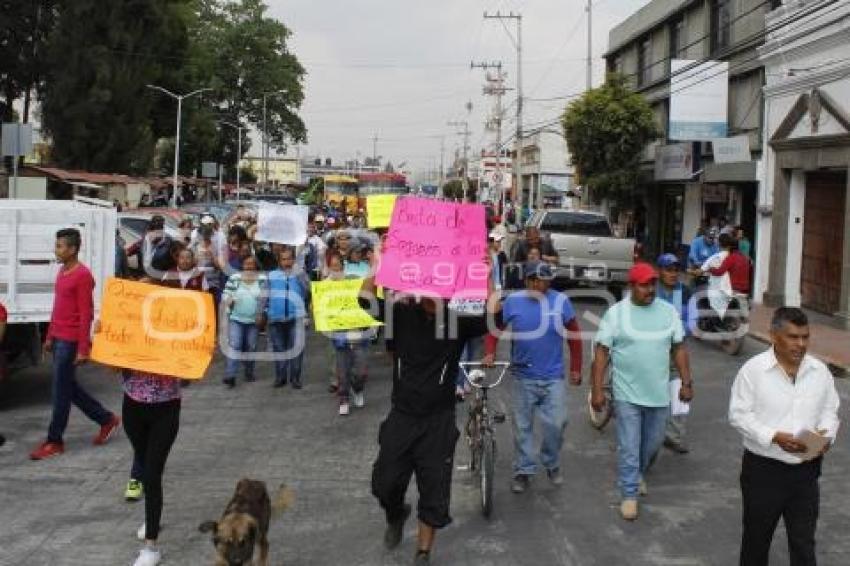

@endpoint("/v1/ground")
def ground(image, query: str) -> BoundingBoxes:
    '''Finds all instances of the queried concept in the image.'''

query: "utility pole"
[372,132,379,167]
[484,11,524,211]
[471,61,509,214]
[439,136,445,190]
[586,0,593,92]
[447,120,471,202]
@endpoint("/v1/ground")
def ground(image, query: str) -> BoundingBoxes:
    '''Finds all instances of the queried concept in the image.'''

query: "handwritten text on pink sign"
[376,197,488,298]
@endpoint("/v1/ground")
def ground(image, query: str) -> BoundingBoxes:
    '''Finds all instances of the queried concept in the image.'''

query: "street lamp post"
[220,120,244,203]
[262,90,286,191]
[146,85,212,207]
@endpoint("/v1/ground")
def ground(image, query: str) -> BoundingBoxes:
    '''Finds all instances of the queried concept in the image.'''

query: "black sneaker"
[384,504,411,550]
[547,468,564,487]
[511,475,531,494]
[414,550,431,565]
[663,438,690,454]
[292,379,303,390]
[223,377,236,389]
[0,434,5,447]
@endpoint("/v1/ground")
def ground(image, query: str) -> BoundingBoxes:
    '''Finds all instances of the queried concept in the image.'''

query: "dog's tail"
[271,483,294,519]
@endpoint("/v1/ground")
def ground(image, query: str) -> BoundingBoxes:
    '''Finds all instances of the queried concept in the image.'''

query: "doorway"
[801,171,847,313]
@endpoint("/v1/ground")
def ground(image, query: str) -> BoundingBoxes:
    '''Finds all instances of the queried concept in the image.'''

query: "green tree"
[41,0,193,173]
[442,179,463,200]
[175,0,307,181]
[0,1,56,122]
[562,74,659,203]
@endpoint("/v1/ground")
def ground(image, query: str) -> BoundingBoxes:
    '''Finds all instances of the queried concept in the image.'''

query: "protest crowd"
[6,195,840,566]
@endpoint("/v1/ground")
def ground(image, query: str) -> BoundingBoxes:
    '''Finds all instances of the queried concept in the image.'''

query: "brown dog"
[199,479,292,566]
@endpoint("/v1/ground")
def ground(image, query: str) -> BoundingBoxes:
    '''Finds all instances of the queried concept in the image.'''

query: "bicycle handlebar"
[458,361,529,389]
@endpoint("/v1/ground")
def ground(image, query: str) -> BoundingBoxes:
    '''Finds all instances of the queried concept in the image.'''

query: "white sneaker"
[339,403,350,416]
[136,523,146,541]
[132,546,161,566]
[352,390,365,408]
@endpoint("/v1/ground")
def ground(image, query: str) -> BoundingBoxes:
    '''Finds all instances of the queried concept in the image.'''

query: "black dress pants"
[740,450,821,566]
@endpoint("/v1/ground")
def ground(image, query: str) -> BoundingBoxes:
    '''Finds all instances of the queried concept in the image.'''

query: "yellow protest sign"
[91,278,216,379]
[366,194,398,228]
[311,278,383,332]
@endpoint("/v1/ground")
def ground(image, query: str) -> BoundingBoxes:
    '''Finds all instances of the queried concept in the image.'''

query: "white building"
[517,131,575,209]
[758,0,850,324]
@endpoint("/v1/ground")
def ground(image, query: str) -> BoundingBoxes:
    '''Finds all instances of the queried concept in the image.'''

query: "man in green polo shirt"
[591,262,694,521]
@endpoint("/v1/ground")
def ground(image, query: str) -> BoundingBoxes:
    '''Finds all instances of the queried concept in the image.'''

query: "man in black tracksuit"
[360,260,492,565]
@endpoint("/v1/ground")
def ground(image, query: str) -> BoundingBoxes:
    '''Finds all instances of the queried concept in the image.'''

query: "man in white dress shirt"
[729,307,840,566]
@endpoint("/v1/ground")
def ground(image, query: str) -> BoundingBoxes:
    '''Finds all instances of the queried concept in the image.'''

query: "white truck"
[525,209,636,298]
[0,197,116,378]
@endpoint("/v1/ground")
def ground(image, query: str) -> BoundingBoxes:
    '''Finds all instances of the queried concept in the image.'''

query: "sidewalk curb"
[748,329,848,377]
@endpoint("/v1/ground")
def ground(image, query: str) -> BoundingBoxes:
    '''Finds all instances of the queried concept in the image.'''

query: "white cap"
[488,230,504,241]
[200,215,215,225]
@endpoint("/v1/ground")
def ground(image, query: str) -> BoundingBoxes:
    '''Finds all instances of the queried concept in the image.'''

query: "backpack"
[150,236,174,272]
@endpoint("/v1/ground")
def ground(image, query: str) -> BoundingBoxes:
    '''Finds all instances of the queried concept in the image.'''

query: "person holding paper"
[655,253,696,454]
[590,263,693,521]
[360,250,496,565]
[729,307,840,566]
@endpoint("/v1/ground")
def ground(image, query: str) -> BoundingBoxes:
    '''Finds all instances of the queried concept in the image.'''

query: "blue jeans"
[614,400,669,499]
[335,340,368,401]
[511,377,568,476]
[47,339,112,443]
[225,320,259,380]
[268,320,305,385]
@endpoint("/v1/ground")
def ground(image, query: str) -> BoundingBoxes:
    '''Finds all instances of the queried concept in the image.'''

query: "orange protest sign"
[91,278,216,379]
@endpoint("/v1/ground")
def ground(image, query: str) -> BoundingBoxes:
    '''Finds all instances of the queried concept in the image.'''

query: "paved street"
[1,299,849,566]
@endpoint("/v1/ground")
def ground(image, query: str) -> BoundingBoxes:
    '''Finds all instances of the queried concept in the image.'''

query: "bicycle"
[459,361,516,518]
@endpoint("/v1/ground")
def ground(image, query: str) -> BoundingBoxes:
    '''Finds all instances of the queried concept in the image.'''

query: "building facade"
[239,156,300,187]
[517,131,575,209]
[758,0,850,323]
[605,0,775,258]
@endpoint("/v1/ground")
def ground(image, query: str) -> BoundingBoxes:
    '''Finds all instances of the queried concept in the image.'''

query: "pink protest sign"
[376,197,488,299]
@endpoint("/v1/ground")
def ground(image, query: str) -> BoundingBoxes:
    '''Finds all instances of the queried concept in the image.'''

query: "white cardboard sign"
[255,202,308,246]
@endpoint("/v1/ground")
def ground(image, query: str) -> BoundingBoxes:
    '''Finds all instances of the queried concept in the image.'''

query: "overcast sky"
[265,0,652,178]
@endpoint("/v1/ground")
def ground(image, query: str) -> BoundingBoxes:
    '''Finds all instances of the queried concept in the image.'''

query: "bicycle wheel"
[480,432,496,518]
[467,412,481,472]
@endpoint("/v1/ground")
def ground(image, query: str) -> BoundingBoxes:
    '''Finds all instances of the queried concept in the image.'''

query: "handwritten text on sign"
[376,197,488,299]
[91,278,215,379]
[311,278,383,332]
[366,194,398,228]
[255,202,308,245]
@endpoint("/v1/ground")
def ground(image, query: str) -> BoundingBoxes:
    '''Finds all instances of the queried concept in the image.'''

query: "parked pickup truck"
[525,209,636,298]
[0,197,116,379]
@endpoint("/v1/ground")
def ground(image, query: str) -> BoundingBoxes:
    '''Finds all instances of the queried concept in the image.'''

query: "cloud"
[265,0,651,176]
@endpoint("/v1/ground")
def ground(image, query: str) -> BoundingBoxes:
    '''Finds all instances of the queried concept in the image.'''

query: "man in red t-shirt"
[30,229,120,461]
[707,233,751,294]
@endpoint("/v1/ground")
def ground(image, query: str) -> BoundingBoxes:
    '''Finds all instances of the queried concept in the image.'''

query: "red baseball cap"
[628,262,659,284]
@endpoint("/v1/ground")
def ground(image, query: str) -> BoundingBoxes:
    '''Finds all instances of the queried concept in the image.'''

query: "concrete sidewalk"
[748,304,850,374]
